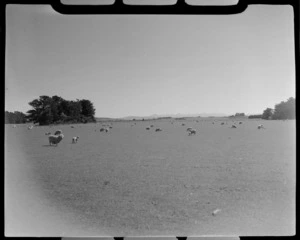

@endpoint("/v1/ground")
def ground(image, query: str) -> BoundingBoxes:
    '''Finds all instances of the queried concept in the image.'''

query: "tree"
[5,111,27,124]
[262,108,274,120]
[80,99,95,118]
[26,95,96,125]
[272,97,295,120]
[248,114,262,119]
[26,96,53,125]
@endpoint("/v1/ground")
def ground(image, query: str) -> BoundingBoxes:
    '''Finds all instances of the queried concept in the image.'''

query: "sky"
[5,3,295,118]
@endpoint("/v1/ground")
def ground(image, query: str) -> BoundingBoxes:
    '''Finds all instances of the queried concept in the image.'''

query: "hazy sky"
[5,4,295,118]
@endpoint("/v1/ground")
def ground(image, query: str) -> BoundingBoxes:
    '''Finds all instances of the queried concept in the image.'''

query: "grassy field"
[5,119,295,236]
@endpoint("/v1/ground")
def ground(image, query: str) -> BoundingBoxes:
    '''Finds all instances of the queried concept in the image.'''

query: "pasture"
[5,119,295,236]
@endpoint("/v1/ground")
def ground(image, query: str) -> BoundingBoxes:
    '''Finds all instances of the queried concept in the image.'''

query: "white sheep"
[72,136,79,143]
[49,134,64,146]
[28,125,33,130]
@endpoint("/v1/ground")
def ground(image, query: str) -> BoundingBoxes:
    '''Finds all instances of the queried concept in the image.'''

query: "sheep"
[71,126,75,128]
[221,122,224,125]
[188,129,196,135]
[186,127,193,132]
[239,122,243,124]
[48,134,64,146]
[150,125,154,127]
[146,127,150,130]
[13,125,16,128]
[231,125,237,128]
[54,130,63,135]
[182,123,185,126]
[257,124,265,129]
[45,132,51,135]
[100,127,109,132]
[155,128,162,132]
[72,136,79,143]
[28,125,33,130]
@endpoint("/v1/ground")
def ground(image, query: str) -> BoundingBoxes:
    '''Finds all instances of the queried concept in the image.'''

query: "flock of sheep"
[99,124,113,132]
[146,125,162,132]
[21,120,266,147]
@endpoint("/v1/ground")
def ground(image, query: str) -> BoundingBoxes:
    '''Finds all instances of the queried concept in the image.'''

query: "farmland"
[5,119,295,236]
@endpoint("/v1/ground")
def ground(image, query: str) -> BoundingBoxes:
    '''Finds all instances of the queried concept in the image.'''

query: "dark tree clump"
[26,95,96,125]
[5,111,27,124]
[262,108,274,120]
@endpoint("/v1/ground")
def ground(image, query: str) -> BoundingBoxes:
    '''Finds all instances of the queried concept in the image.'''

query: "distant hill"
[121,113,227,120]
[95,117,119,122]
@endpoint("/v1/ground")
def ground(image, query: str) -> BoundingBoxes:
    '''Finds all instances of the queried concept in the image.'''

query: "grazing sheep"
[231,125,237,128]
[155,128,162,132]
[239,122,243,124]
[49,134,64,146]
[71,126,75,128]
[186,127,193,132]
[100,127,109,132]
[109,126,113,129]
[188,129,196,135]
[45,132,51,135]
[28,125,33,130]
[150,125,154,127]
[146,127,150,130]
[72,136,79,143]
[221,122,224,125]
[182,123,185,126]
[258,124,265,129]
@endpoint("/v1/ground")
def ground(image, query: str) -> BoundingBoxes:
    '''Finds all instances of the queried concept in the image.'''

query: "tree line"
[5,95,96,125]
[26,95,96,125]
[5,111,27,124]
[229,113,246,118]
[249,97,295,120]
